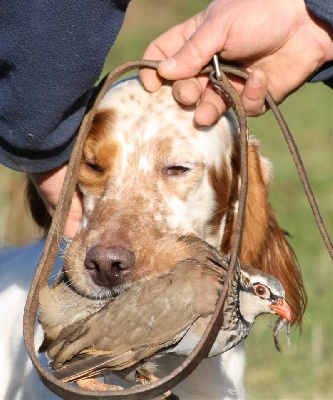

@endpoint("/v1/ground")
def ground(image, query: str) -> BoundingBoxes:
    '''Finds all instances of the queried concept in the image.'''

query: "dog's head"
[28,78,306,325]
[66,78,239,296]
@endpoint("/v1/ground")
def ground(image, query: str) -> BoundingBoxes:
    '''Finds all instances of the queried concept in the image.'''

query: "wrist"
[305,6,333,65]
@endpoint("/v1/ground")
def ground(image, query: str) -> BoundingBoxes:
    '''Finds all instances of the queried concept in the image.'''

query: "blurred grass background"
[0,1,332,398]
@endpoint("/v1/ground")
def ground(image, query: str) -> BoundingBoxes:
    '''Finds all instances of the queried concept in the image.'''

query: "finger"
[158,17,225,81]
[241,70,268,116]
[140,23,190,92]
[172,78,202,105]
[64,189,83,238]
[194,85,227,126]
[139,62,164,93]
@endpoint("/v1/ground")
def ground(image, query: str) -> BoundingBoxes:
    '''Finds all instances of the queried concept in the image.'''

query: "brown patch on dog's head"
[79,109,119,196]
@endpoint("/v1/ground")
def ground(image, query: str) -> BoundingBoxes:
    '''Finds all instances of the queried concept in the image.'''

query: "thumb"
[158,22,223,80]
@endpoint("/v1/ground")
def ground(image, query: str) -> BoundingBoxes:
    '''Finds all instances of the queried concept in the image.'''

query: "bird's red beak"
[270,298,292,322]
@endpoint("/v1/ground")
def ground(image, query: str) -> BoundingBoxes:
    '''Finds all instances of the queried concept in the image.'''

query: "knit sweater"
[0,0,130,172]
[306,0,333,84]
[0,0,331,173]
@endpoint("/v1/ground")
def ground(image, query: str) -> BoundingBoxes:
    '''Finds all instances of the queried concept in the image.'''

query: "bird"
[38,237,292,393]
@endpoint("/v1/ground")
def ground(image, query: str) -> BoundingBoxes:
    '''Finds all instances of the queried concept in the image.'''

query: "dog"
[10,77,306,399]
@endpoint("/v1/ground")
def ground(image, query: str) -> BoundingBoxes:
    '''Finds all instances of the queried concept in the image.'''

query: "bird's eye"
[254,284,269,298]
[165,165,190,176]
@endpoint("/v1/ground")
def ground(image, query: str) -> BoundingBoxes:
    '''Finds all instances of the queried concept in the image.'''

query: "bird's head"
[238,264,292,324]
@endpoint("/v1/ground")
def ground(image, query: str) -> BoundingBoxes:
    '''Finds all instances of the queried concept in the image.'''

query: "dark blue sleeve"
[305,0,333,87]
[0,0,130,173]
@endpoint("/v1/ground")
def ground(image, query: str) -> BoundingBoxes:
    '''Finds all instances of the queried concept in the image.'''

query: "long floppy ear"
[222,138,306,327]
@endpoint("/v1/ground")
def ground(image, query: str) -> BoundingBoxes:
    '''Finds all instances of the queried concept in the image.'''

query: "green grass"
[245,83,332,400]
[0,1,332,398]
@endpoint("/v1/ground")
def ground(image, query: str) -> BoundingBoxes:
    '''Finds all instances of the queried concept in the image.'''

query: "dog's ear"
[25,177,52,232]
[221,139,306,327]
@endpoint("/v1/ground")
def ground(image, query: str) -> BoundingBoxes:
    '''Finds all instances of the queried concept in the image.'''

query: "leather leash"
[23,58,332,400]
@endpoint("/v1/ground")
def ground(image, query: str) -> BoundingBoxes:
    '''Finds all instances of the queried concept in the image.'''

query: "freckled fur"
[29,77,305,326]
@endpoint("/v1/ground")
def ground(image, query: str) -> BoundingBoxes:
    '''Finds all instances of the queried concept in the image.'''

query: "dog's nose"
[84,245,135,288]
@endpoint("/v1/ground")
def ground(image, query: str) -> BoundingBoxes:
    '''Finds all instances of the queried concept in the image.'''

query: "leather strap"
[202,63,333,258]
[23,59,332,400]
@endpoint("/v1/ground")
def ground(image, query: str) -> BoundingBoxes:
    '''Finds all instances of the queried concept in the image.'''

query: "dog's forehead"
[101,78,183,115]
[100,78,195,137]
[98,78,236,164]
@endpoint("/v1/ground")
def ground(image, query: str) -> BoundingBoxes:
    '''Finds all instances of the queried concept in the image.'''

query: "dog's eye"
[165,166,190,176]
[85,161,104,173]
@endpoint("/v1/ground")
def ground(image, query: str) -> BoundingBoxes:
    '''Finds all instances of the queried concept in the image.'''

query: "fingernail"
[250,72,263,88]
[160,57,176,71]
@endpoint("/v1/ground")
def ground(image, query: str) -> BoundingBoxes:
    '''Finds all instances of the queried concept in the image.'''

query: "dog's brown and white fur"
[27,78,306,399]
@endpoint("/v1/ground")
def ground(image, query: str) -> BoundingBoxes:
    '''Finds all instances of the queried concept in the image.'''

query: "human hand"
[29,164,83,238]
[140,0,333,124]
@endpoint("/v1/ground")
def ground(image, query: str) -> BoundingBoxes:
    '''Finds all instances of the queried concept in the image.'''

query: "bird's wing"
[53,326,190,382]
[47,260,223,382]
[179,236,229,272]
